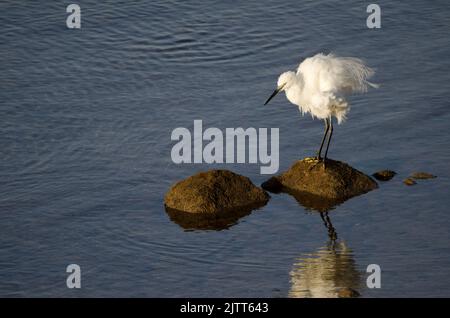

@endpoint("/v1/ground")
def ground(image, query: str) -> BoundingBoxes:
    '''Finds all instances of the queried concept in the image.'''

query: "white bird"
[264,53,378,162]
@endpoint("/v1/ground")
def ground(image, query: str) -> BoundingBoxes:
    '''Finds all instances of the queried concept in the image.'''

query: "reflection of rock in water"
[165,206,256,231]
[289,241,361,298]
[286,190,346,212]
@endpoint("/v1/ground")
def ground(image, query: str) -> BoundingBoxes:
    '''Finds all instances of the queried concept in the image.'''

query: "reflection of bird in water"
[289,240,361,298]
[289,213,361,298]
[320,211,338,242]
[273,160,364,297]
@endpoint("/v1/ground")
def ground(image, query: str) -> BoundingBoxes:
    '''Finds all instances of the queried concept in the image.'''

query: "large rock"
[164,170,269,230]
[262,158,377,211]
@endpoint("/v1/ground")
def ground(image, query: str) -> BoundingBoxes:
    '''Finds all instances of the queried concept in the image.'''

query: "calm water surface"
[1,0,450,297]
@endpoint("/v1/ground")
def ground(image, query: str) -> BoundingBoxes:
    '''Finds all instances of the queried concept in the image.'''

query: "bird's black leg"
[317,119,329,160]
[323,117,333,161]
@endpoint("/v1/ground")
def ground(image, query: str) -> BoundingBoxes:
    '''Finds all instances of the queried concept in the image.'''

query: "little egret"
[264,53,378,162]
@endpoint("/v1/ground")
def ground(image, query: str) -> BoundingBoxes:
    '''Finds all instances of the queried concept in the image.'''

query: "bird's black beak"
[264,84,284,105]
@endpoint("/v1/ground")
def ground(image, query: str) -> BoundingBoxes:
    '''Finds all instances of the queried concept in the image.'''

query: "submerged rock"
[403,178,417,186]
[372,170,397,181]
[410,172,436,180]
[262,158,377,211]
[164,170,269,229]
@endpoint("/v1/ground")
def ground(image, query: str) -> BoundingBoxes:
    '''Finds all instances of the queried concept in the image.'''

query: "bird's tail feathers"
[336,56,378,93]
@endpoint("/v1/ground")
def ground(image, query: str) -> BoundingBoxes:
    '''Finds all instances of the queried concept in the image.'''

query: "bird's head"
[264,71,296,105]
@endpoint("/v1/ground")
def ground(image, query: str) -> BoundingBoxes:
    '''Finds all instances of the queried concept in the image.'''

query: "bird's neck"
[285,76,304,106]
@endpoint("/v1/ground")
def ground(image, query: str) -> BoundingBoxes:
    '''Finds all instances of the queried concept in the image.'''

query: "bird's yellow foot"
[306,156,326,170]
[303,156,320,163]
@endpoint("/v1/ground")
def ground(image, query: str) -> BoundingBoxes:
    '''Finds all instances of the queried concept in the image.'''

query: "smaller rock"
[337,287,360,298]
[403,178,417,186]
[410,172,436,180]
[372,170,396,181]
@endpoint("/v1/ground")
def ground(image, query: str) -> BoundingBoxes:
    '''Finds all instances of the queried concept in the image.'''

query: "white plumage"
[264,52,378,160]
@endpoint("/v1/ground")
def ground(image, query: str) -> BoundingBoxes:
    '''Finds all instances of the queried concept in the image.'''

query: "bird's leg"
[323,117,333,162]
[316,119,330,161]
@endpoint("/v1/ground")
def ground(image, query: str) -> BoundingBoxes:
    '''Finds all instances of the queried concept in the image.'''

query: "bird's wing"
[297,53,378,95]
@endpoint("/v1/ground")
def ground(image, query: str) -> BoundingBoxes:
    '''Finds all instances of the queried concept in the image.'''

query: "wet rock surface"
[262,158,378,209]
[164,170,269,229]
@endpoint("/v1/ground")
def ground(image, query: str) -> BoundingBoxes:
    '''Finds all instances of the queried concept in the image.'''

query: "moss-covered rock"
[262,158,377,211]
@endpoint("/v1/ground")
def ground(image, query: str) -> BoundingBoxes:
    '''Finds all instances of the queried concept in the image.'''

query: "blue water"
[1,0,450,297]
